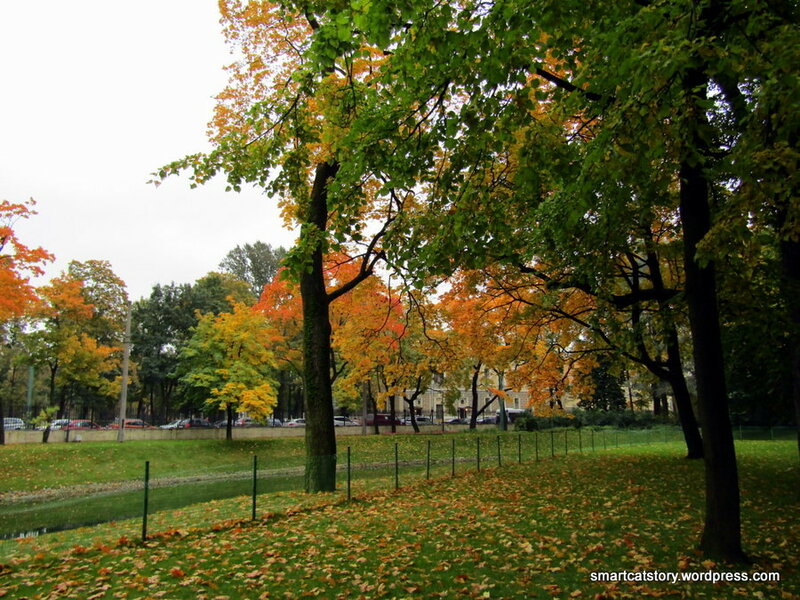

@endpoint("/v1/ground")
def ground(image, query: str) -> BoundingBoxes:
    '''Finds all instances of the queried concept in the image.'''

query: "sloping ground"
[1,442,798,599]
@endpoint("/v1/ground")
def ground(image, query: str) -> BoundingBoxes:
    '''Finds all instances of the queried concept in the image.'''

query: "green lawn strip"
[0,428,687,495]
[1,442,797,599]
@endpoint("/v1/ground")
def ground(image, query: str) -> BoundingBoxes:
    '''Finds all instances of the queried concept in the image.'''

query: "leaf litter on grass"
[1,442,798,599]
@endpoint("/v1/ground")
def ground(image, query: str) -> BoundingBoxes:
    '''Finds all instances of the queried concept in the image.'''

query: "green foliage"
[218,241,287,298]
[579,358,627,412]
[515,408,673,431]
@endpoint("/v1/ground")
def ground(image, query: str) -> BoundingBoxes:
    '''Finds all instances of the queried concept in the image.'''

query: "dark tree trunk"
[639,240,704,458]
[226,404,233,441]
[301,161,339,493]
[389,394,397,433]
[405,398,420,433]
[679,66,745,562]
[779,238,800,459]
[664,326,704,459]
[469,363,481,429]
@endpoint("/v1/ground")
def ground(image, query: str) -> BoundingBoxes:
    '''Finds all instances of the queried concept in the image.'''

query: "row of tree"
[2,205,667,447]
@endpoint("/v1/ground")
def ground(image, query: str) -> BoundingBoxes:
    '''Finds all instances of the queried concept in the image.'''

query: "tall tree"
[27,274,119,420]
[219,241,287,298]
[159,2,395,491]
[179,301,281,440]
[0,198,52,444]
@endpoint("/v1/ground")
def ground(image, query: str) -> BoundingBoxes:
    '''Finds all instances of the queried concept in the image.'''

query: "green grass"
[0,429,679,542]
[0,441,797,599]
[0,427,683,493]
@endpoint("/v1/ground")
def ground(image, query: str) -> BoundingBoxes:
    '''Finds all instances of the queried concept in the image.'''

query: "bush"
[514,409,676,431]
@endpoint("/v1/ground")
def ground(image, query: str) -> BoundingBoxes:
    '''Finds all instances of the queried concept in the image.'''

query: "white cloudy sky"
[1,1,297,301]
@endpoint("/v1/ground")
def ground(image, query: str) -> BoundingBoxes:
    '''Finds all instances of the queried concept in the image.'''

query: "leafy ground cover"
[0,429,677,541]
[0,441,797,599]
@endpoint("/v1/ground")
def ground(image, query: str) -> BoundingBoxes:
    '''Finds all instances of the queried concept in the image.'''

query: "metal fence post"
[252,455,258,521]
[142,461,150,542]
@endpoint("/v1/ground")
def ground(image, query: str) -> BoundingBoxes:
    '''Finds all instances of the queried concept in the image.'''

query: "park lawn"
[0,441,797,599]
[0,428,678,494]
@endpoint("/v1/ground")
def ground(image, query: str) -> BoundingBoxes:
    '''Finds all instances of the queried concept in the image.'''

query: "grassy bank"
[1,441,797,599]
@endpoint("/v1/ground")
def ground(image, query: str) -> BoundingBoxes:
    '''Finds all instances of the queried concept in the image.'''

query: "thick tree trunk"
[469,363,480,429]
[389,395,397,433]
[643,241,704,458]
[405,398,420,433]
[226,404,233,442]
[301,161,339,493]
[664,327,704,459]
[779,238,800,459]
[679,68,745,561]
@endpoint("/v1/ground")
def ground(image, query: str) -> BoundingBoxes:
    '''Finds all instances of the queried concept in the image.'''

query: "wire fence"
[1,425,795,543]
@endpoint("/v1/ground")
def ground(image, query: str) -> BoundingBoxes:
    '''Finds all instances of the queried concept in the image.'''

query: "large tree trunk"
[643,237,704,459]
[779,238,800,459]
[469,363,481,429]
[679,66,745,562]
[664,326,704,459]
[225,403,233,442]
[301,161,339,493]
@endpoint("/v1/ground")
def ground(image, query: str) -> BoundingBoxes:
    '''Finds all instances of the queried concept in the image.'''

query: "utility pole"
[117,304,132,442]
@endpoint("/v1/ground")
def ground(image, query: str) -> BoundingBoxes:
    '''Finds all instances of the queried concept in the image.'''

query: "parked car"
[365,413,402,426]
[446,417,468,425]
[63,420,103,430]
[160,418,213,429]
[107,418,153,429]
[37,419,71,431]
[2,417,25,430]
[333,416,359,427]
[285,418,306,427]
[402,415,435,426]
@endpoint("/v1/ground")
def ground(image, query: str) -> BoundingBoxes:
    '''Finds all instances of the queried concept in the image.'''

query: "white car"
[2,418,25,430]
[333,416,358,427]
[285,418,306,427]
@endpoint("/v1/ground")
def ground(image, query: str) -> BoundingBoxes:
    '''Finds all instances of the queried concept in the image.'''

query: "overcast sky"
[1,0,297,302]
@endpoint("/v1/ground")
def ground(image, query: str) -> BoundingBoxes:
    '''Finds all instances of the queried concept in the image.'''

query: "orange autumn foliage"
[0,199,53,322]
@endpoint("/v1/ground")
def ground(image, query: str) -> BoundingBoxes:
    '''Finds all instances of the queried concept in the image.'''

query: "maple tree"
[159,1,406,491]
[0,198,52,444]
[0,199,53,323]
[179,301,281,440]
[26,272,120,426]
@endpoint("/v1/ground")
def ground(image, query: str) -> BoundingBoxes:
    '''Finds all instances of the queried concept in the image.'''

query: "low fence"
[1,426,795,545]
